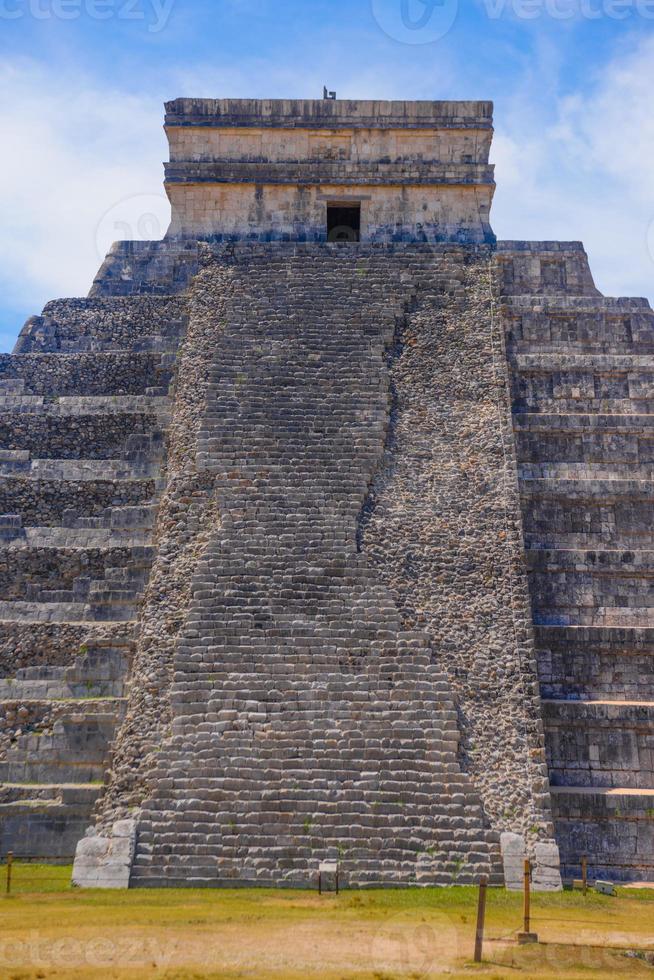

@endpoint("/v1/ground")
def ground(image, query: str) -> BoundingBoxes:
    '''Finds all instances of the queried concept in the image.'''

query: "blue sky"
[2,0,654,350]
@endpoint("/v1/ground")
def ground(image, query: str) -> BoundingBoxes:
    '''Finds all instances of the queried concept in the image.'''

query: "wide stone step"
[0,545,153,603]
[536,624,654,701]
[520,462,654,481]
[15,295,186,355]
[0,645,128,699]
[64,504,157,532]
[0,780,104,859]
[0,352,175,396]
[0,781,102,805]
[0,697,126,784]
[551,785,654,882]
[0,454,161,480]
[527,551,654,625]
[503,295,649,314]
[0,601,134,624]
[509,341,654,356]
[0,415,166,461]
[0,395,170,416]
[543,699,654,789]
[0,476,157,528]
[514,412,654,431]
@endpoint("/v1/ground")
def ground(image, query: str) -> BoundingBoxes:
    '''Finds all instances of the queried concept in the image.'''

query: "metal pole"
[335,870,339,896]
[581,855,588,896]
[6,852,12,896]
[318,871,322,896]
[523,858,531,935]
[474,874,488,963]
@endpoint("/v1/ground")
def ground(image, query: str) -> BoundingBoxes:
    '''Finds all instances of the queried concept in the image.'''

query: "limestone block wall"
[0,283,187,860]
[167,126,492,165]
[500,246,654,880]
[163,99,496,245]
[166,182,494,244]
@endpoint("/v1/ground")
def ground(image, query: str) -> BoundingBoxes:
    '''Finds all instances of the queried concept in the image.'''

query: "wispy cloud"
[0,58,167,345]
[492,31,654,298]
[1,26,653,354]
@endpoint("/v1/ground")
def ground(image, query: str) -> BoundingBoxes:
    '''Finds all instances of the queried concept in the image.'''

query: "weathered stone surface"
[12,95,654,889]
[164,98,495,244]
[0,280,186,858]
[72,818,136,888]
[502,259,654,882]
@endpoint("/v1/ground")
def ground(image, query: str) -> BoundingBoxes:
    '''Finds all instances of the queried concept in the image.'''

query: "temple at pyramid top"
[163,97,496,244]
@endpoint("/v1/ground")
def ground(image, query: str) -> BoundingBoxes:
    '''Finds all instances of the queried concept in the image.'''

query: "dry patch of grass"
[0,866,652,978]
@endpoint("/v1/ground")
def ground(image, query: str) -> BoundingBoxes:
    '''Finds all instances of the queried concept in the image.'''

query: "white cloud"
[0,59,169,325]
[491,32,654,300]
[2,33,654,355]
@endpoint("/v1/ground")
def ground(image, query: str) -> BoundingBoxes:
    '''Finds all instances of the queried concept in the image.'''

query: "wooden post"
[523,858,530,934]
[518,858,538,944]
[474,874,488,963]
[581,855,588,896]
[6,852,12,896]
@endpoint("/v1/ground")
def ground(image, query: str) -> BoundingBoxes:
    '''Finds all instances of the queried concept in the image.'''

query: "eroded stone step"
[0,352,175,397]
[0,645,129,700]
[0,602,135,624]
[0,476,157,527]
[0,545,153,604]
[0,414,166,460]
[14,295,187,355]
[0,697,126,784]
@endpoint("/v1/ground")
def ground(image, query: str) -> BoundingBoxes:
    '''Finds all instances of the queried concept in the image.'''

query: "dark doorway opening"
[327,204,361,242]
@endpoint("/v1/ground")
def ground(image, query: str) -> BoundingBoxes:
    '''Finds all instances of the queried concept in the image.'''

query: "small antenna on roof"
[323,86,336,100]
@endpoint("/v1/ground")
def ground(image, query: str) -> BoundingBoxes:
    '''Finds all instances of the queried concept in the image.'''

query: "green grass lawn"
[0,865,652,978]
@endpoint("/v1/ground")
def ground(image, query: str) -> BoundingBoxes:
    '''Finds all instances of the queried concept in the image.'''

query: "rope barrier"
[1,854,71,895]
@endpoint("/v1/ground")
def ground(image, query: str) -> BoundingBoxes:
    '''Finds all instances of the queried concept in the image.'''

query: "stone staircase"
[504,282,654,881]
[124,243,553,889]
[0,295,186,859]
